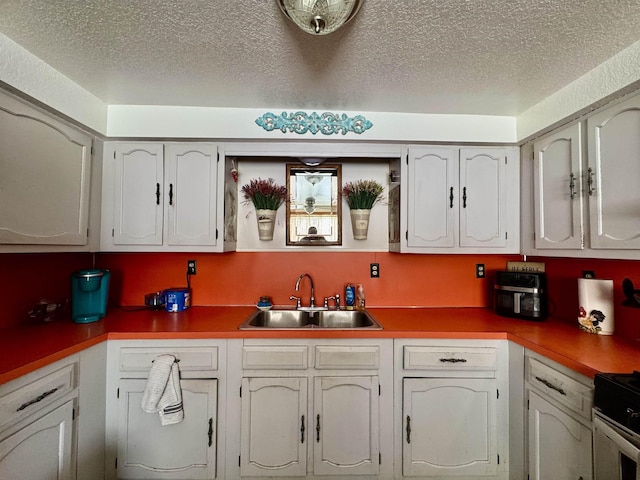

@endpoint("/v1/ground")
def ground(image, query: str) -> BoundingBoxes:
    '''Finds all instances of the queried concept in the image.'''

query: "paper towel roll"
[577,278,614,335]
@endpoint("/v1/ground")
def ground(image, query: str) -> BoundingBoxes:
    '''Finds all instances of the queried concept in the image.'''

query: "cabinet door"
[116,378,217,479]
[459,148,507,248]
[0,400,74,480]
[112,143,164,245]
[403,377,498,477]
[313,376,379,476]
[240,377,307,477]
[165,144,218,246]
[0,93,92,245]
[407,147,458,247]
[528,391,592,480]
[588,94,640,249]
[533,123,585,249]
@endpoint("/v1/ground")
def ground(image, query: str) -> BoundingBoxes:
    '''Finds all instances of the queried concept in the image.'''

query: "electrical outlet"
[187,260,197,275]
[475,264,485,278]
[582,270,595,279]
[370,263,380,278]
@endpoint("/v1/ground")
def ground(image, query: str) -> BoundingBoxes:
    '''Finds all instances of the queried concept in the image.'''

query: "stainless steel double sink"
[238,308,382,330]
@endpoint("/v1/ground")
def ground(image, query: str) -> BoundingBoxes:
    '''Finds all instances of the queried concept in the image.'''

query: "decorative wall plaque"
[255,111,373,135]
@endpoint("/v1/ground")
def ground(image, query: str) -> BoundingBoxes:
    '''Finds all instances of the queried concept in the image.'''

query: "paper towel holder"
[622,278,640,308]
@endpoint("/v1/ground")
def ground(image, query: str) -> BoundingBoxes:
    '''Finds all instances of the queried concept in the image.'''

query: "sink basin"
[238,309,382,330]
[315,310,379,328]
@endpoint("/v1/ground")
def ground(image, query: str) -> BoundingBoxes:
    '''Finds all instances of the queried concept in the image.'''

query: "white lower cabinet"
[402,378,498,477]
[240,377,308,477]
[229,339,393,479]
[395,340,510,480]
[313,375,379,476]
[0,399,74,479]
[527,391,592,480]
[525,351,593,480]
[105,340,226,480]
[116,379,217,479]
[240,375,380,477]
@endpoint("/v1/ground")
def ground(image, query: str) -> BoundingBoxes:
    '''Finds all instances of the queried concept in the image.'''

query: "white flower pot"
[256,209,277,241]
[350,209,370,240]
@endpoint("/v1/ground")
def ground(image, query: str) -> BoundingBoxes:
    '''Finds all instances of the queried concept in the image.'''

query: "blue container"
[164,288,191,312]
[71,269,110,323]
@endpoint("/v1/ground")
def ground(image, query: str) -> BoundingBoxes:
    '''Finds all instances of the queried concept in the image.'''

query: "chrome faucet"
[295,273,315,309]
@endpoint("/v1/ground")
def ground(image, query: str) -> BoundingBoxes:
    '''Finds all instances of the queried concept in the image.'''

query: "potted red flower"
[241,178,287,240]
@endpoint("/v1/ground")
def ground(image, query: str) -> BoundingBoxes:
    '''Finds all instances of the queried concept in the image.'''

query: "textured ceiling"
[1,0,640,116]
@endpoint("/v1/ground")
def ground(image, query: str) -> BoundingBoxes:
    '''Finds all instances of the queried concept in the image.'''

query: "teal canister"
[71,269,110,323]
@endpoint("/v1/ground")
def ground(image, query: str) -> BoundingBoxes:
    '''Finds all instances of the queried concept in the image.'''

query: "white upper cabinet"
[165,144,219,246]
[408,147,458,248]
[112,143,164,246]
[102,142,227,252]
[533,122,585,249]
[404,146,519,253]
[588,94,640,249]
[0,91,93,248]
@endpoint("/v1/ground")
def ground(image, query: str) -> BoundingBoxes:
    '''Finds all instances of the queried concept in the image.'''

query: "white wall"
[4,27,640,144]
[106,105,518,143]
[0,33,107,134]
[516,39,640,141]
[235,159,389,252]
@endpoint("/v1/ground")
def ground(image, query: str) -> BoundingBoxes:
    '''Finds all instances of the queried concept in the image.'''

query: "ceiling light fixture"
[277,0,364,35]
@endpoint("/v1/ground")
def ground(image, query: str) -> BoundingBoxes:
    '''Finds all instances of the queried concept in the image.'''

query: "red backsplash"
[2,252,639,343]
[97,251,518,309]
[0,252,95,329]
[530,256,640,342]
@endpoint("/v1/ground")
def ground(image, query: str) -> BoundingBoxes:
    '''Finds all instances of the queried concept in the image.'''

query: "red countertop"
[2,306,640,384]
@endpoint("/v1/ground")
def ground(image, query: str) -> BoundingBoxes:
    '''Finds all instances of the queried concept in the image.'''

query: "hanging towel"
[141,354,184,426]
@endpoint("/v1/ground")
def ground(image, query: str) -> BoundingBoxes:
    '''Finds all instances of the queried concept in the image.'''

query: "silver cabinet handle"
[587,167,595,196]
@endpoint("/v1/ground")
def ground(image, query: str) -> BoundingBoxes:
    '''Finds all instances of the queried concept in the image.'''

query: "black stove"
[594,371,640,434]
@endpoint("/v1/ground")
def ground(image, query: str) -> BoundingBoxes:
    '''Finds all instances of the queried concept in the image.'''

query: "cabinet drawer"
[526,357,593,418]
[314,345,379,370]
[119,346,218,377]
[403,346,496,370]
[242,346,308,369]
[0,364,76,429]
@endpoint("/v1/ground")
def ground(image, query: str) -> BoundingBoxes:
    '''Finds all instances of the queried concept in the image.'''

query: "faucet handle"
[323,294,341,310]
[289,295,302,309]
[323,296,335,308]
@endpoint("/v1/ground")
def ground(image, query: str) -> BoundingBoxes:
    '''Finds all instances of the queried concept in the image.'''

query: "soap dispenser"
[356,284,366,311]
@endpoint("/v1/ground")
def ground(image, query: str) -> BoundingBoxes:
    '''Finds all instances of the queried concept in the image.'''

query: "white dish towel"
[141,354,184,426]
